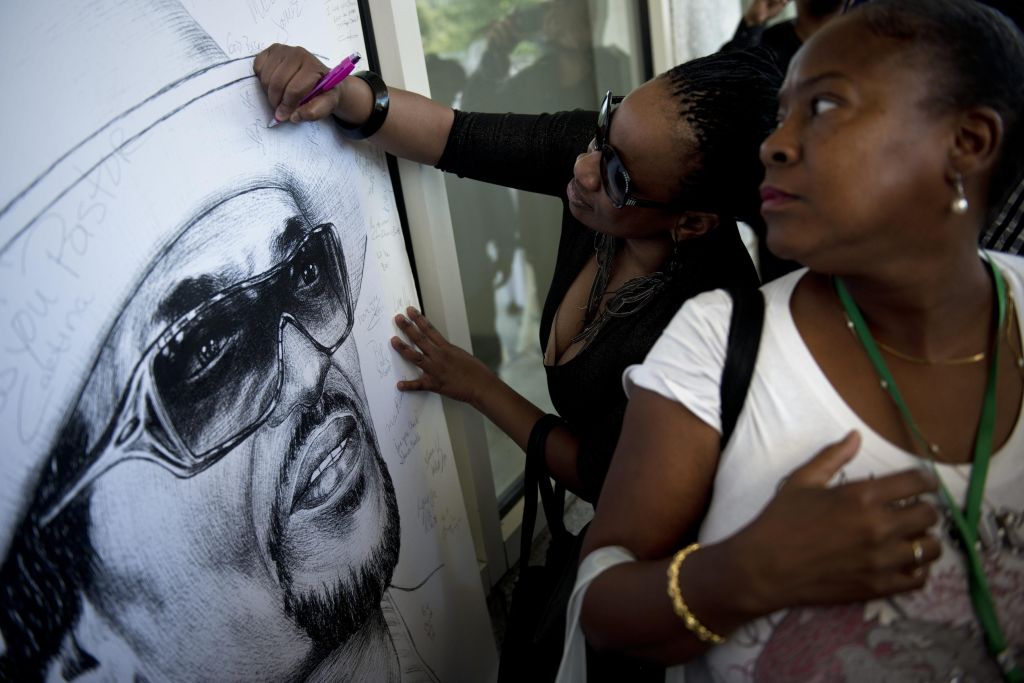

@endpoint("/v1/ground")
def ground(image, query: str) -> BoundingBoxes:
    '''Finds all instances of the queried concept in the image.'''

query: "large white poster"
[0,1,496,680]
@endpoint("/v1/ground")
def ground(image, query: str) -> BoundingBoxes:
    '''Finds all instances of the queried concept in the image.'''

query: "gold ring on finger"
[911,539,924,567]
[891,495,918,510]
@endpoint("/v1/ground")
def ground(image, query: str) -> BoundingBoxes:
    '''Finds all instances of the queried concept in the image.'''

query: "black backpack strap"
[720,287,765,447]
[520,414,567,568]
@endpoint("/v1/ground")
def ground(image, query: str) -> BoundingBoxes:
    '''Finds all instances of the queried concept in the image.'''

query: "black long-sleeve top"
[436,109,759,502]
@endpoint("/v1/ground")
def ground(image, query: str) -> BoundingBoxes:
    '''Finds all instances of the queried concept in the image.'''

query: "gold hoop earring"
[951,173,969,215]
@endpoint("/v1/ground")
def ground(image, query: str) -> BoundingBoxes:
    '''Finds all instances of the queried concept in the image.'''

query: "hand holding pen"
[258,49,361,127]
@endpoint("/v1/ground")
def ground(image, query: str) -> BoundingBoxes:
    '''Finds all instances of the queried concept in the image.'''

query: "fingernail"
[274,107,287,121]
[290,111,301,123]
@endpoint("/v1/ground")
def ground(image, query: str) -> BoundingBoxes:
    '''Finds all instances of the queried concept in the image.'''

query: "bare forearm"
[333,77,453,166]
[469,374,584,493]
[578,391,748,663]
[581,541,761,664]
[580,426,942,666]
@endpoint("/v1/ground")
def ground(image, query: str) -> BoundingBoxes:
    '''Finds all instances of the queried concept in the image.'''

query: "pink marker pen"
[268,51,362,128]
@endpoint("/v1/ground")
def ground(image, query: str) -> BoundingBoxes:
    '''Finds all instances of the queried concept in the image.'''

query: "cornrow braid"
[574,51,783,347]
[664,48,783,227]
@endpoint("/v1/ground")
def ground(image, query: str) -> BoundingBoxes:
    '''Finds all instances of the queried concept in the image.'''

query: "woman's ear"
[950,105,1003,176]
[672,211,720,241]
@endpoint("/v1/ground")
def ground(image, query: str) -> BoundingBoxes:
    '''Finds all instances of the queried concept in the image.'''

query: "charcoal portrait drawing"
[0,180,438,681]
[0,0,486,681]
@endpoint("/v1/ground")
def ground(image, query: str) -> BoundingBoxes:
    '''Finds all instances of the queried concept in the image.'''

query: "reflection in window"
[416,0,649,509]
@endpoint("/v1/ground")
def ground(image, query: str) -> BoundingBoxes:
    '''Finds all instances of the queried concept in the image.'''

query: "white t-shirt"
[624,252,1024,682]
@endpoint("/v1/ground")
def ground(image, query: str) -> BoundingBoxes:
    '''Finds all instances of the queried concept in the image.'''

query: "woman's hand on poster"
[391,307,496,406]
[253,44,369,126]
[722,431,943,617]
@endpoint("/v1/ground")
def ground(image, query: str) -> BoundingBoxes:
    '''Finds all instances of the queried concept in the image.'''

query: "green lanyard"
[834,258,1022,683]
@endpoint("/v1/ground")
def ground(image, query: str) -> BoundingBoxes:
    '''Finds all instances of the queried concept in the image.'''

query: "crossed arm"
[579,388,942,664]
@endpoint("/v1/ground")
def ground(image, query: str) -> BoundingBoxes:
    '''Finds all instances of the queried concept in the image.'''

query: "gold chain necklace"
[838,290,1024,455]
[875,338,985,365]
[843,290,1024,371]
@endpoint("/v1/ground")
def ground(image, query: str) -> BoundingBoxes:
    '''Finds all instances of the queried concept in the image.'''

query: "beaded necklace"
[571,233,674,347]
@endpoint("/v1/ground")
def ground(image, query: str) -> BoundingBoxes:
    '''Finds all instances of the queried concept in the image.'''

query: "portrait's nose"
[267,318,332,426]
[574,146,602,192]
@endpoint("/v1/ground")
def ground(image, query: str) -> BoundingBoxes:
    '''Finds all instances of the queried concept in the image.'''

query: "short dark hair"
[663,48,783,226]
[858,0,1024,216]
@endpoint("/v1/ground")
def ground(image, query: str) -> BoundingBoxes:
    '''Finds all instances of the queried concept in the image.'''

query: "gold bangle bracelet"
[666,543,726,645]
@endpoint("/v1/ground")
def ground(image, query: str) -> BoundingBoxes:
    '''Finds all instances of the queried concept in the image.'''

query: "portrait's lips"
[566,178,593,211]
[760,184,800,212]
[290,408,367,514]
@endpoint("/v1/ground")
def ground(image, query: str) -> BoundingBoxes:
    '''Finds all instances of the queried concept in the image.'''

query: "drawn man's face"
[75,188,399,679]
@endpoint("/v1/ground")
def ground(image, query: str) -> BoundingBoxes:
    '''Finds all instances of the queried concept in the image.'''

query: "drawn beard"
[285,484,400,648]
[268,390,401,648]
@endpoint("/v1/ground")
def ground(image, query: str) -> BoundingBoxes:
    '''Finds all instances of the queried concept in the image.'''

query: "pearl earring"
[951,173,969,215]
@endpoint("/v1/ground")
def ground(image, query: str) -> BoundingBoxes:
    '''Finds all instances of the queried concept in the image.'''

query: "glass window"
[415,0,650,510]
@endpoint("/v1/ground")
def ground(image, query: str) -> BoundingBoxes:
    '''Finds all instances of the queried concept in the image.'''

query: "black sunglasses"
[41,224,353,525]
[596,90,679,210]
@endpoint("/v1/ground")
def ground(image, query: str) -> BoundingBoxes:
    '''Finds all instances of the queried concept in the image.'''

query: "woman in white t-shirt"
[564,1,1024,681]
